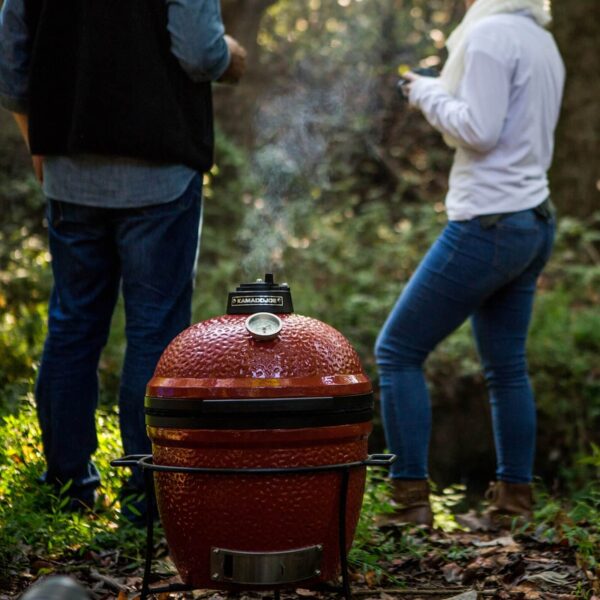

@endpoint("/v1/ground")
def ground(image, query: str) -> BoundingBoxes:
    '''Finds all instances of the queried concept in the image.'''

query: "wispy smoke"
[239,52,379,275]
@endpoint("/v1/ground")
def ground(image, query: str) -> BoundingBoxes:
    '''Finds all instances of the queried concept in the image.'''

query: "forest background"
[0,0,598,594]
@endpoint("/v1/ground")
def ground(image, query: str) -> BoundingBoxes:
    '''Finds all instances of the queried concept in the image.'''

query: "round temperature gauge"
[245,312,283,341]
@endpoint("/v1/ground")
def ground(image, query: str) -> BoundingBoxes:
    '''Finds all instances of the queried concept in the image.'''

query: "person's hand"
[32,155,44,183]
[10,113,44,184]
[400,71,423,99]
[219,35,247,84]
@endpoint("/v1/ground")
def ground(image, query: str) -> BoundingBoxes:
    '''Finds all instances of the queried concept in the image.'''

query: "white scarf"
[439,0,552,146]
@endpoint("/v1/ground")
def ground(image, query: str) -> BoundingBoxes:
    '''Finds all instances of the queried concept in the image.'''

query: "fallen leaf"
[390,556,419,570]
[192,589,215,599]
[523,559,563,572]
[442,562,463,583]
[365,570,379,587]
[420,551,444,570]
[522,571,572,586]
[480,546,499,556]
[461,555,499,584]
[445,591,478,600]
[296,589,317,597]
[350,571,365,583]
[472,536,515,547]
[499,554,526,582]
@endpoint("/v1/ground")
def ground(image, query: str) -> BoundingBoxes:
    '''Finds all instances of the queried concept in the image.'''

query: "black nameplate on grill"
[227,274,294,315]
[231,295,284,308]
[145,394,374,429]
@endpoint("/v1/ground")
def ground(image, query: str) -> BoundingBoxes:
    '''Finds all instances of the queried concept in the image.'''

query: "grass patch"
[0,397,150,589]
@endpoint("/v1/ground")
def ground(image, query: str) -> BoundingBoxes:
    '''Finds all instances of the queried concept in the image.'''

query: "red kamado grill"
[112,275,393,599]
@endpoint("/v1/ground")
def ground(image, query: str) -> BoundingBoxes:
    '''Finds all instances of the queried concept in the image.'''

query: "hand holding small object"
[399,71,423,99]
[219,35,247,84]
[396,67,439,103]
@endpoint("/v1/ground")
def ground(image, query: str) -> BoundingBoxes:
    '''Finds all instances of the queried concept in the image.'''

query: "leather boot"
[456,481,533,532]
[376,479,433,527]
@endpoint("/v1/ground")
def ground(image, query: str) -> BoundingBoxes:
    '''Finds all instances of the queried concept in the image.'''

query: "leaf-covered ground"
[2,525,598,600]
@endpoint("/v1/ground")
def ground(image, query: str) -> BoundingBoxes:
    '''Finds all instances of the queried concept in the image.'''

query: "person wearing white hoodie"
[375,0,565,529]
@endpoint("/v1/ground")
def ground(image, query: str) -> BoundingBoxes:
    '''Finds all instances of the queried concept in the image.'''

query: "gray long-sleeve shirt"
[0,0,230,207]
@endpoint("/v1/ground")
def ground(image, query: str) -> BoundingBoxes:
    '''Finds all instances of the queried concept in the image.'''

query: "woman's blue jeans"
[375,208,555,484]
[35,175,203,500]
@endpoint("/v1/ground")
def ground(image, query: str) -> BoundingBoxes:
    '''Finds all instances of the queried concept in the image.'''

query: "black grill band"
[145,394,373,429]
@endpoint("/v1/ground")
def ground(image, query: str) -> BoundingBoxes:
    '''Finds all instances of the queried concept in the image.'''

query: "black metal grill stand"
[111,454,395,600]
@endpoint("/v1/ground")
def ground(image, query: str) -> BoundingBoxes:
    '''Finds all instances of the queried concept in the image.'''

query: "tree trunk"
[550,0,600,219]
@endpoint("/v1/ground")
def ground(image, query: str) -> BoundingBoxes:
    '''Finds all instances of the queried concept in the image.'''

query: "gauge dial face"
[245,313,283,341]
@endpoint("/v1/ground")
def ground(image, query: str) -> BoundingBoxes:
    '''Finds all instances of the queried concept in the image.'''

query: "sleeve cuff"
[409,77,444,107]
[210,41,231,81]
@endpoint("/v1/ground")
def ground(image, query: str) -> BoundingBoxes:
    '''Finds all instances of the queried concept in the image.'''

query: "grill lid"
[147,276,372,401]
[227,273,294,315]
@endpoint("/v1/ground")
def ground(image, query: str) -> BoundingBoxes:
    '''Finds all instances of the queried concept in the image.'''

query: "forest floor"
[2,524,598,600]
[0,407,596,600]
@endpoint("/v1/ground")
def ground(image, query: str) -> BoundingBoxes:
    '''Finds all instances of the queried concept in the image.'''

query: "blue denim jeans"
[375,208,555,484]
[36,175,203,500]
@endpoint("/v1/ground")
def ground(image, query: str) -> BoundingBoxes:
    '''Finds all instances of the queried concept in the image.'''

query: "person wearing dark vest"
[0,0,247,520]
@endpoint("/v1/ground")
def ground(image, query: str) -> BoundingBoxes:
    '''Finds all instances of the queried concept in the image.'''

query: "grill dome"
[148,313,371,399]
[143,276,374,590]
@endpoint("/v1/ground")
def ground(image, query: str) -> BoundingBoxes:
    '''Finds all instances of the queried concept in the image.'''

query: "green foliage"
[351,475,467,582]
[526,214,600,487]
[430,484,467,533]
[349,469,464,585]
[0,171,49,411]
[349,469,403,581]
[532,474,600,572]
[0,399,150,585]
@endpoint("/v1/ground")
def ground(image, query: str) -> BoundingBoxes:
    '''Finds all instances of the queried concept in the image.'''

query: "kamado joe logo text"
[231,295,284,307]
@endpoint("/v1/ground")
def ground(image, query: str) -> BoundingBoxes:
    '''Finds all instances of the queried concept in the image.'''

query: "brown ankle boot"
[456,481,533,531]
[376,479,433,527]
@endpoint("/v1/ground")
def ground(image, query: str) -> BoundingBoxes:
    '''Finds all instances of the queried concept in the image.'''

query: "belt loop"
[533,198,555,221]
[479,214,502,229]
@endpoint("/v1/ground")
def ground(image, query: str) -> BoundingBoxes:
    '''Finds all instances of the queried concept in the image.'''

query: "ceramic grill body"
[145,277,374,589]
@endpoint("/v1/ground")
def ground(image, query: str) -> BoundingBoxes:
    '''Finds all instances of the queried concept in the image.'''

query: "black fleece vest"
[24,0,214,172]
